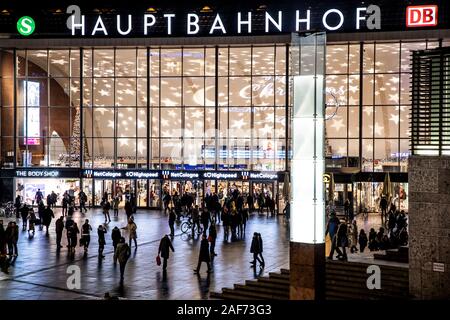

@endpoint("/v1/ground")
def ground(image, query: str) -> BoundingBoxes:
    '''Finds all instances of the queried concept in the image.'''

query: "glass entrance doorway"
[93,179,134,207]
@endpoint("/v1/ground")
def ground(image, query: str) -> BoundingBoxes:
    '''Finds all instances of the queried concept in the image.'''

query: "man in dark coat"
[65,217,74,248]
[329,221,348,261]
[20,205,29,231]
[193,234,212,274]
[5,222,19,257]
[158,235,174,270]
[168,209,176,237]
[250,232,263,268]
[55,216,64,249]
[98,225,107,258]
[42,205,55,236]
[111,226,121,262]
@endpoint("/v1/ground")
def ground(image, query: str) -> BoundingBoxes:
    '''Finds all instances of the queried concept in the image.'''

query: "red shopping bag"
[156,255,161,266]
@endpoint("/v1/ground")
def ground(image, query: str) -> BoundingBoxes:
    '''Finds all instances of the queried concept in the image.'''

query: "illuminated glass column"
[289,32,326,300]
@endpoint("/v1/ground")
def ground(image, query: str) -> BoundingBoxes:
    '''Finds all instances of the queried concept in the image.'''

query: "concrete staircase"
[211,261,410,300]
[374,246,409,263]
[210,269,290,300]
[326,260,410,300]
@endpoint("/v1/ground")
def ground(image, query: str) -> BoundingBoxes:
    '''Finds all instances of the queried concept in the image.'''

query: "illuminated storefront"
[0,0,449,211]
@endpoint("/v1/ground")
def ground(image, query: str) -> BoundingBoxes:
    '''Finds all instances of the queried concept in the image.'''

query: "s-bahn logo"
[406,5,438,27]
[17,16,36,36]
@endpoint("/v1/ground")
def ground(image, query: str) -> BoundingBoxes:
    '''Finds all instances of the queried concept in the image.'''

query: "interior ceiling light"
[146,7,157,13]
[257,5,267,11]
[200,6,213,13]
[1,9,11,15]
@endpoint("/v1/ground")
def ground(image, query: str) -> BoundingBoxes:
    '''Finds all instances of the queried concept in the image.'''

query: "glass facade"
[1,40,448,173]
[325,40,440,172]
[1,46,288,171]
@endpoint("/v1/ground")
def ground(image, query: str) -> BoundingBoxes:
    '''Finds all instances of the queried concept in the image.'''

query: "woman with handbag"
[158,234,174,271]
[127,217,137,249]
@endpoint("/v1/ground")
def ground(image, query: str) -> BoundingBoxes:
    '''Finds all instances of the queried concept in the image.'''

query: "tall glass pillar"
[289,32,326,300]
[290,32,326,244]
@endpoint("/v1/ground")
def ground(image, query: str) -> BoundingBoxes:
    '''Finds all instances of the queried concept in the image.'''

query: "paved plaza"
[0,208,290,300]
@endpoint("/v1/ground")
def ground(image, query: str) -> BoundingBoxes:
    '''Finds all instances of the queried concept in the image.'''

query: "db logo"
[406,5,438,27]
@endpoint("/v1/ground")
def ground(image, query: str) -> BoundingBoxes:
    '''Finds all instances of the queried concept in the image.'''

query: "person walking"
[98,225,107,259]
[380,196,388,223]
[344,198,351,222]
[115,237,131,283]
[28,210,36,237]
[55,216,64,249]
[350,220,358,253]
[325,211,340,255]
[69,222,80,254]
[193,234,212,274]
[127,217,137,249]
[201,209,210,234]
[80,219,92,253]
[20,204,29,231]
[103,200,111,223]
[42,205,54,236]
[112,226,121,261]
[359,229,368,253]
[14,195,22,218]
[5,222,19,257]
[257,233,265,267]
[0,221,6,257]
[113,196,120,217]
[221,207,230,241]
[62,193,69,216]
[250,232,263,268]
[124,200,133,221]
[208,224,217,258]
[191,205,201,235]
[51,191,58,208]
[65,217,74,248]
[329,221,348,261]
[158,234,174,271]
[79,190,88,213]
[37,200,45,230]
[168,208,176,237]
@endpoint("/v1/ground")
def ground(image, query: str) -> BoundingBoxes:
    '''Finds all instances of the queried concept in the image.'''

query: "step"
[234,284,289,299]
[268,272,290,280]
[222,288,281,300]
[325,286,409,300]
[325,280,409,294]
[280,268,290,275]
[218,291,262,300]
[325,269,409,282]
[257,276,290,286]
[245,280,289,291]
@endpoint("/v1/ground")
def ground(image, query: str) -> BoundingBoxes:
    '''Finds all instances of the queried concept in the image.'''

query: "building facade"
[0,0,449,211]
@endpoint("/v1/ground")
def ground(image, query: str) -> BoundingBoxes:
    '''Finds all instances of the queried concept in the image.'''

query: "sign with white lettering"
[432,262,445,273]
[6,0,446,39]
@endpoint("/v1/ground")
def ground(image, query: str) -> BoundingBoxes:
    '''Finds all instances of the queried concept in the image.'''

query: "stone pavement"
[0,208,289,300]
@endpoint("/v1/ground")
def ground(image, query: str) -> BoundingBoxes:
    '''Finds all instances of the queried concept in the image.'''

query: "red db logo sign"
[406,5,438,27]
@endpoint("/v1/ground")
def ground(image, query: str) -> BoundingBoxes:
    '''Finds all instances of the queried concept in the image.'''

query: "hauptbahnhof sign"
[0,0,447,38]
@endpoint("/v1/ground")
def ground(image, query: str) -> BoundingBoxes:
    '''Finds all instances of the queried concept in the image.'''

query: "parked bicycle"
[180,218,203,235]
[0,201,15,218]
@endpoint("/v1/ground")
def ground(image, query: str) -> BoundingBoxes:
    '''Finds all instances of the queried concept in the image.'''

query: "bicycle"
[0,201,15,218]
[180,218,203,235]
